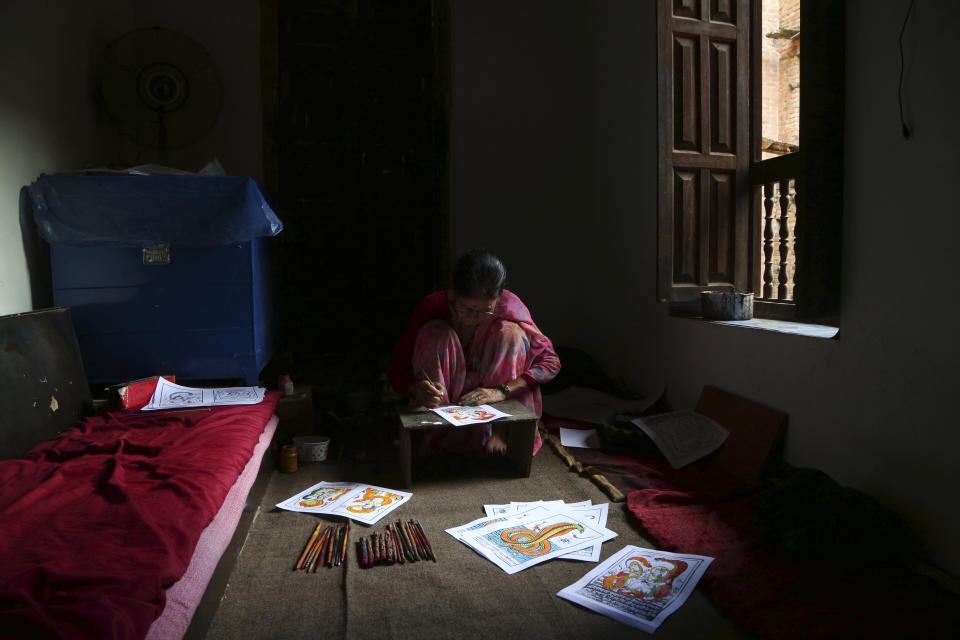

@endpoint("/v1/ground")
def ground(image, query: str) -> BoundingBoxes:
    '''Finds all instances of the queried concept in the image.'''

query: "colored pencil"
[404,520,424,561]
[387,529,396,565]
[340,520,350,566]
[397,520,416,561]
[408,520,426,560]
[305,527,327,572]
[407,519,423,560]
[418,363,433,385]
[316,527,335,571]
[415,520,436,562]
[295,523,323,570]
[385,524,394,563]
[334,525,344,566]
[414,521,429,561]
[305,526,328,571]
[396,525,407,563]
[403,522,426,560]
[414,520,431,561]
[322,527,335,565]
[308,533,323,572]
[402,520,417,559]
[384,525,394,563]
[389,524,404,564]
[327,525,338,566]
[330,526,338,567]
[316,527,334,568]
[408,520,420,557]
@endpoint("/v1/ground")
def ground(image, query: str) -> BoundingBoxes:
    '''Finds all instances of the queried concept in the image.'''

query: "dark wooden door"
[657,0,751,302]
[265,0,449,382]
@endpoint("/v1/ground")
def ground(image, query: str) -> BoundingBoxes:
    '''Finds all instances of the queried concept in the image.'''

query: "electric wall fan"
[98,27,223,151]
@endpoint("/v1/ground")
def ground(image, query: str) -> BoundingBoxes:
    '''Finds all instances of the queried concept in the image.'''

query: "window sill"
[668,304,839,338]
[703,317,839,339]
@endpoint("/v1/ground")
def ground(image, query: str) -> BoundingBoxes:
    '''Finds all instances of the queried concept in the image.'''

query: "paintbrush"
[418,363,449,404]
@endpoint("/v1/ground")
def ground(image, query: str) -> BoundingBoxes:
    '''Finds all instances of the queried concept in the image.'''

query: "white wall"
[452,0,960,575]
[0,0,261,316]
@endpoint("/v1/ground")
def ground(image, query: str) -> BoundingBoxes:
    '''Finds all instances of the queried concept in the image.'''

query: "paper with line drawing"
[630,411,728,469]
[141,377,265,410]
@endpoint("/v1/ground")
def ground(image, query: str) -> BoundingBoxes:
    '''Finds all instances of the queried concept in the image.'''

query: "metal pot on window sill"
[701,292,754,320]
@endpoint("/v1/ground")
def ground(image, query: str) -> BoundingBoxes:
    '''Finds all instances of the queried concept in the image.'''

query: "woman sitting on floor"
[387,249,561,455]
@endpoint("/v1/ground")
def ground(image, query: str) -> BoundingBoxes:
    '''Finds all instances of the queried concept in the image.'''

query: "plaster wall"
[452,0,960,575]
[0,0,261,316]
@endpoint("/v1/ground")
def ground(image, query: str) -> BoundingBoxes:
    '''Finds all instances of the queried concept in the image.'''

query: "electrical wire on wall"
[898,0,917,138]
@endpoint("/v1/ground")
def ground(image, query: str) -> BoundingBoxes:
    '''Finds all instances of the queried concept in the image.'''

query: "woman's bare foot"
[485,424,508,455]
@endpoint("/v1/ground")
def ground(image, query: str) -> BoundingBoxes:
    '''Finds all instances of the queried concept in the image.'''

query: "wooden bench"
[396,399,538,488]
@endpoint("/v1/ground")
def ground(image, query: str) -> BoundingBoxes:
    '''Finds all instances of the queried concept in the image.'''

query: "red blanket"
[0,393,280,640]
[628,487,960,639]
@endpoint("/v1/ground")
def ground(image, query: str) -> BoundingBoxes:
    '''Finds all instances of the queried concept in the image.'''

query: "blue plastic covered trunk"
[30,175,282,386]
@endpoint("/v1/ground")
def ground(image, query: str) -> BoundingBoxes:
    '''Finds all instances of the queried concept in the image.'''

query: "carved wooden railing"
[762,178,796,301]
[751,153,800,315]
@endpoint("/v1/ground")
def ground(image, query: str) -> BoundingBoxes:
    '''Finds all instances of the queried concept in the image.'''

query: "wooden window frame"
[658,0,845,325]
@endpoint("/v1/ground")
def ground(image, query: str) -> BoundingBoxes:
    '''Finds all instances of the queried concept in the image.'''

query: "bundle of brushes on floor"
[358,519,436,568]
[294,521,350,572]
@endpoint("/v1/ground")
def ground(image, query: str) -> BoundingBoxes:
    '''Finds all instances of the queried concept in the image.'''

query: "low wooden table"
[396,399,538,489]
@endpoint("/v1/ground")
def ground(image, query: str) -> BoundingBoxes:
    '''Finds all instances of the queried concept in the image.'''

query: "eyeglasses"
[451,301,496,319]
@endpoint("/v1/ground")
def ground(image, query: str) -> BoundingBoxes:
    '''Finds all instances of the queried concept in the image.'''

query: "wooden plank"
[397,399,536,429]
[695,385,786,486]
[0,307,92,460]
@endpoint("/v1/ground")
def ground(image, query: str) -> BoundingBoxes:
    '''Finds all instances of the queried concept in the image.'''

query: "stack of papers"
[446,500,618,574]
[276,481,412,525]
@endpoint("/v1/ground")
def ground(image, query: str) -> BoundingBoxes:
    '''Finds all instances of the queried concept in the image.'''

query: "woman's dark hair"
[452,249,507,298]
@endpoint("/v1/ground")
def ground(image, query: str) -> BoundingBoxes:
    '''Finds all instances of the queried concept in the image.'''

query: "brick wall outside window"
[761,0,800,159]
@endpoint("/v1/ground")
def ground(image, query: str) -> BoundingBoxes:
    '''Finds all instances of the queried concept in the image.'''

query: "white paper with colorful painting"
[458,510,606,575]
[557,545,713,632]
[276,481,412,524]
[431,403,511,426]
[482,500,614,562]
